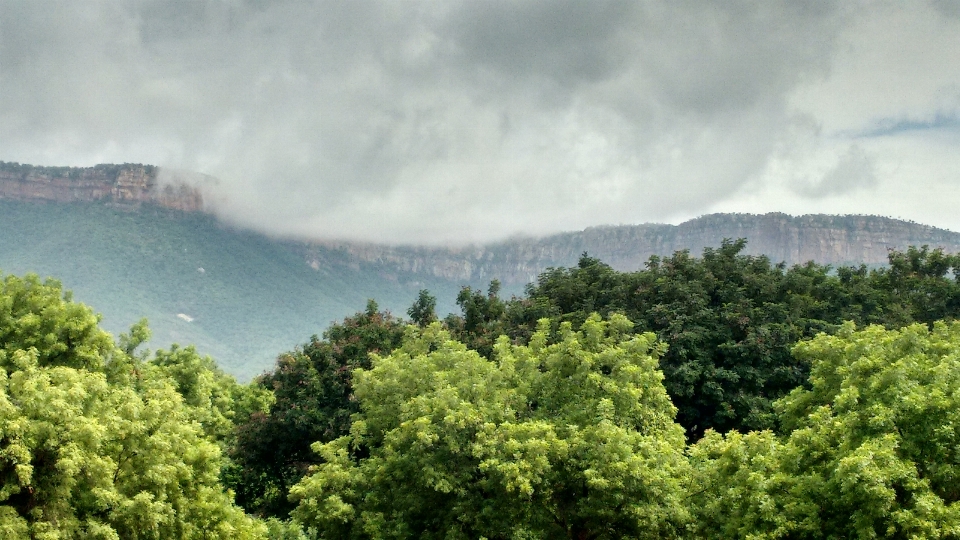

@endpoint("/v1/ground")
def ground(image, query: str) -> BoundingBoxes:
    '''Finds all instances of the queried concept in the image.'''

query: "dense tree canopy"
[229,301,406,518]
[9,239,960,538]
[444,241,960,440]
[0,273,265,538]
[689,322,960,538]
[290,315,689,539]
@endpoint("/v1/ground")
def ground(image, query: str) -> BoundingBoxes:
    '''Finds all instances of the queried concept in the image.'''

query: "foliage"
[290,315,690,539]
[446,241,960,440]
[868,245,960,327]
[230,302,406,518]
[689,322,960,538]
[407,289,437,327]
[0,272,265,538]
[151,343,273,445]
[0,274,115,372]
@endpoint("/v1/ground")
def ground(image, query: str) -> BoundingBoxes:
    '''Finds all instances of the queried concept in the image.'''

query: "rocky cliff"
[0,162,205,212]
[306,213,960,285]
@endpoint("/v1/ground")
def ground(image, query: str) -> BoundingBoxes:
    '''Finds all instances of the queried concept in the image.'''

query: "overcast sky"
[2,1,959,245]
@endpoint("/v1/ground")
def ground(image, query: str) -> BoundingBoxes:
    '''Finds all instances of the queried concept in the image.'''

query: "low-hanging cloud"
[2,1,959,244]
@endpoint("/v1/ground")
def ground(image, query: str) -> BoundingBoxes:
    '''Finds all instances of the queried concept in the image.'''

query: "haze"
[2,1,959,245]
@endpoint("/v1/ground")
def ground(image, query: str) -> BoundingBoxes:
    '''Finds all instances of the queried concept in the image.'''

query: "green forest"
[3,240,960,538]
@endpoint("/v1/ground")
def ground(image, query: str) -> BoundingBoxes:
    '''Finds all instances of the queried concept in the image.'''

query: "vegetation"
[6,239,960,537]
[229,302,406,518]
[441,240,960,440]
[689,322,960,537]
[0,200,468,380]
[290,316,688,539]
[0,161,158,179]
[0,274,265,538]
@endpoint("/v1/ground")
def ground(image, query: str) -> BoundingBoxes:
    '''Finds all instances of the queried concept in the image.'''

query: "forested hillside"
[0,201,470,380]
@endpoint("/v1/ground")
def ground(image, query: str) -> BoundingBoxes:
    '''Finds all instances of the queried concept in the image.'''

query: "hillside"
[0,200,470,380]
[5,162,960,379]
[311,213,960,284]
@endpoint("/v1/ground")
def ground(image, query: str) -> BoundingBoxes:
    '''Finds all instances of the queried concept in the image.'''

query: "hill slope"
[0,201,469,380]
[5,163,960,379]
[314,213,960,284]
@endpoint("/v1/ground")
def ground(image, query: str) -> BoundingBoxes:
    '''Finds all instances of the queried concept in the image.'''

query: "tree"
[689,322,960,538]
[229,303,406,518]
[290,315,690,539]
[0,274,114,372]
[520,242,822,439]
[0,272,265,538]
[151,343,273,446]
[446,280,515,358]
[407,290,437,327]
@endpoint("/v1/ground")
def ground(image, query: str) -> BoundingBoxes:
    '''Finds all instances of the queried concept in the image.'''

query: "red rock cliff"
[0,162,204,212]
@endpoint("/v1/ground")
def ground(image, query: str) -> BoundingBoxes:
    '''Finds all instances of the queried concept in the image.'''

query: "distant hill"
[319,213,960,284]
[4,162,960,379]
[0,200,470,380]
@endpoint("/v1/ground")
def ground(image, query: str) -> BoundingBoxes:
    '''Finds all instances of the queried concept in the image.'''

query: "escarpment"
[304,213,960,284]
[0,162,205,212]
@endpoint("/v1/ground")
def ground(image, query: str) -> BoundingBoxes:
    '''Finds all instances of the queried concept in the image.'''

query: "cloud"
[2,1,959,243]
[794,145,878,198]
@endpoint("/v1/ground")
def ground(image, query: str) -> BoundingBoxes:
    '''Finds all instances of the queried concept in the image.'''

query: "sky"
[2,0,960,245]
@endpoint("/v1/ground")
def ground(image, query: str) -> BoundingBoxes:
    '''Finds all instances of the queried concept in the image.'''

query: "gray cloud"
[1,1,956,244]
[795,145,878,198]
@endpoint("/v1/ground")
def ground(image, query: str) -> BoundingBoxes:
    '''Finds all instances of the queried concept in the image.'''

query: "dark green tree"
[407,289,437,327]
[506,240,960,439]
[229,302,406,518]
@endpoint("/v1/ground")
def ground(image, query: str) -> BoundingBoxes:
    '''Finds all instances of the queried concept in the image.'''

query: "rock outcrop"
[306,213,960,285]
[0,162,205,212]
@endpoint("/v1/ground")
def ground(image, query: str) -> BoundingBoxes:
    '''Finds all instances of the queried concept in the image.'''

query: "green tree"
[290,315,690,539]
[445,280,516,358]
[0,274,114,372]
[407,290,437,327]
[151,343,273,445]
[230,302,406,518]
[867,245,960,327]
[520,242,825,438]
[0,272,265,538]
[689,322,960,538]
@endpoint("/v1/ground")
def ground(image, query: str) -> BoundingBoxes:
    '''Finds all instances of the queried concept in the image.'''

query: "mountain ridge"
[4,162,960,378]
[306,213,960,284]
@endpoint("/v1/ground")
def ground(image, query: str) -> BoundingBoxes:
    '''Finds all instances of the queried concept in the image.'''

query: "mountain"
[0,161,206,211]
[317,213,960,285]
[4,161,960,379]
[0,199,473,380]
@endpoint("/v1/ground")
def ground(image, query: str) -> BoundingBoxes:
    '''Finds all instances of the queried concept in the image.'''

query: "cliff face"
[305,213,960,285]
[0,162,204,212]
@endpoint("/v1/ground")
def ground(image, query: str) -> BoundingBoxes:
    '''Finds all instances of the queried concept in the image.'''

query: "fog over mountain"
[2,1,960,244]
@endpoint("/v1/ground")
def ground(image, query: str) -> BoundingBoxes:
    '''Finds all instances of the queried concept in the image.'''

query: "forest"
[3,239,960,538]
